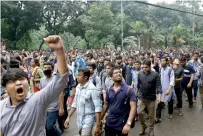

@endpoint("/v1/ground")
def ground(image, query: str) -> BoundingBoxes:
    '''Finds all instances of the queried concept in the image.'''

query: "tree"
[79,2,119,49]
[1,1,44,49]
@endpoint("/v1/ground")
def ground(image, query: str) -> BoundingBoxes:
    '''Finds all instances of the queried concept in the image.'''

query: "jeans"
[79,128,92,136]
[105,126,128,136]
[192,80,198,98]
[182,85,193,106]
[58,94,69,131]
[46,111,61,136]
[175,87,183,108]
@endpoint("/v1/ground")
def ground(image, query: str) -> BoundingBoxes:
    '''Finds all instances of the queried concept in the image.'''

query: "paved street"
[63,96,203,136]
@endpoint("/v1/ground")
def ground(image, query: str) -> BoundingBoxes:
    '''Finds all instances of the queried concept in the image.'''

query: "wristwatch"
[127,120,132,126]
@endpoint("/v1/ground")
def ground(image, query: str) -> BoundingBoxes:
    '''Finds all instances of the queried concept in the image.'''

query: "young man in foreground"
[0,35,68,136]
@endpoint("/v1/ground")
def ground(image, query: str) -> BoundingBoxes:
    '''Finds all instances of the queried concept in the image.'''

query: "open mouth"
[16,87,24,94]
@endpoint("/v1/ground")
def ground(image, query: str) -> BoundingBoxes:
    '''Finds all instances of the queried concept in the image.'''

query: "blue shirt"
[72,81,102,129]
[105,82,136,131]
[125,65,135,85]
[181,64,195,86]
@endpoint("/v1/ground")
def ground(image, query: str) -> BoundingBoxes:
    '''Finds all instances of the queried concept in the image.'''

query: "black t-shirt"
[173,67,184,88]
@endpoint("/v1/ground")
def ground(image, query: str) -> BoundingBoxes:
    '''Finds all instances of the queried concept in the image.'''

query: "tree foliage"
[1,1,203,50]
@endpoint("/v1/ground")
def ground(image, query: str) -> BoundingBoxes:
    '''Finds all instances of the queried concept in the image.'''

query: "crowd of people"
[1,36,203,136]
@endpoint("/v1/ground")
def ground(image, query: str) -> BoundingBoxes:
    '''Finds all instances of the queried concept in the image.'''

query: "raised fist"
[43,35,64,50]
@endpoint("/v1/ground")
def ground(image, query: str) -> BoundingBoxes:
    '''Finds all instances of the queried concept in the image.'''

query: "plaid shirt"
[198,65,203,87]
[72,81,102,129]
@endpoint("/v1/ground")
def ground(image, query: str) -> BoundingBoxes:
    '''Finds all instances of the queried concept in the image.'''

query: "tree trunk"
[38,40,45,50]
[85,37,89,49]
[165,36,168,48]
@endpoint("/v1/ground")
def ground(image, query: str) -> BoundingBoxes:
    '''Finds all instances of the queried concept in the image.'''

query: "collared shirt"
[89,75,102,94]
[181,64,195,86]
[160,66,176,102]
[188,59,201,80]
[105,82,136,131]
[72,81,102,129]
[125,65,135,85]
[137,70,162,101]
[0,72,68,136]
[132,70,141,89]
[198,64,203,87]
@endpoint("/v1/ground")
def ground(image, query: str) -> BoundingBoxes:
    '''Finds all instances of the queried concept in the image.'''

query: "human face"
[180,61,186,67]
[142,64,150,73]
[5,77,29,105]
[116,59,122,65]
[112,69,122,82]
[135,63,141,71]
[87,66,94,75]
[105,65,111,75]
[30,59,35,67]
[161,59,167,67]
[173,62,179,69]
[193,54,199,61]
[128,58,133,66]
[43,65,52,71]
[77,72,88,84]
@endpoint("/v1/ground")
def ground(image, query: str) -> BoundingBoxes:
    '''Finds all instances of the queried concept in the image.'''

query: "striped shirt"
[72,81,102,129]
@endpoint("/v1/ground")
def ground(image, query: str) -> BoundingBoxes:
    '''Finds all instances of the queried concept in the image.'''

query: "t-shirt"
[40,76,59,112]
[181,64,195,86]
[173,67,184,88]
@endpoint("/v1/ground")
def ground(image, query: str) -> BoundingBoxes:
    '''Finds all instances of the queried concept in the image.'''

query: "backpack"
[75,57,86,68]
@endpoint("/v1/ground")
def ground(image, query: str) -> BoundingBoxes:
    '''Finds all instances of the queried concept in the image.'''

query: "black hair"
[87,62,97,70]
[143,59,151,67]
[193,52,199,56]
[33,58,40,66]
[180,57,187,62]
[78,68,90,80]
[88,53,93,59]
[135,60,141,65]
[1,68,29,87]
[109,67,121,77]
[14,54,22,62]
[128,56,134,60]
[44,61,54,69]
[104,58,111,62]
[9,59,20,68]
[1,57,6,64]
[116,55,122,60]
[161,57,169,62]
[105,63,114,68]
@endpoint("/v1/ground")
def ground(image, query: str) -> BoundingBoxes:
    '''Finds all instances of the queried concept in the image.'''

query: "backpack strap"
[93,76,97,86]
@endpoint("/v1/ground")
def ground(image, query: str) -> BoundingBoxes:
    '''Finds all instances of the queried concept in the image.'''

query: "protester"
[0,35,68,136]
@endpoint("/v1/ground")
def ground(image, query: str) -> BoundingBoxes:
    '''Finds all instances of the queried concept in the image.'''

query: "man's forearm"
[68,107,76,118]
[100,103,108,120]
[55,49,67,74]
[189,74,194,84]
[95,112,101,127]
[127,101,136,123]
[59,92,64,109]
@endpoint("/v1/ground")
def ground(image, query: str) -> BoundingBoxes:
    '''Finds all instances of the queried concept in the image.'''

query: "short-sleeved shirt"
[40,76,59,112]
[181,64,195,86]
[105,82,136,131]
[173,67,184,88]
[0,72,68,136]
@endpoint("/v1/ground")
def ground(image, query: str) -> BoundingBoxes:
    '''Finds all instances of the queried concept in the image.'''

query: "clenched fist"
[43,35,64,50]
